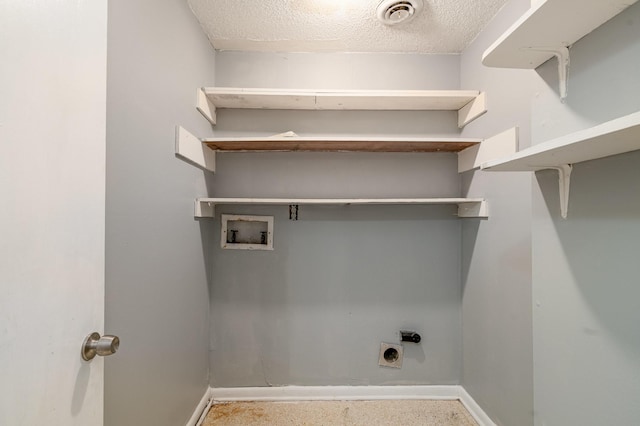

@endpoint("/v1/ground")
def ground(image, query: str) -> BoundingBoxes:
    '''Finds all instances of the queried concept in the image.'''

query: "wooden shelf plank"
[202,87,481,111]
[202,137,481,153]
[481,111,640,171]
[482,0,638,69]
[195,197,488,218]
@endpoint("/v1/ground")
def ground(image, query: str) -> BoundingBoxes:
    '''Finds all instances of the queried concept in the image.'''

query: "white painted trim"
[458,387,497,426]
[458,127,519,173]
[210,385,461,402]
[175,126,216,173]
[208,385,496,426]
[458,92,488,128]
[186,387,212,426]
[196,88,217,125]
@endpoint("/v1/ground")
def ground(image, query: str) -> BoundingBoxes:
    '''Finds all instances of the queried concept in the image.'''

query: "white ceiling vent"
[377,0,423,26]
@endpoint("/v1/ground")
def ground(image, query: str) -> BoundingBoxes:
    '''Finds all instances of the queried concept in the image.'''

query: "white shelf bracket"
[197,88,217,125]
[544,164,572,219]
[458,127,519,173]
[195,200,215,218]
[458,92,488,128]
[175,126,216,173]
[523,46,570,101]
[457,200,489,218]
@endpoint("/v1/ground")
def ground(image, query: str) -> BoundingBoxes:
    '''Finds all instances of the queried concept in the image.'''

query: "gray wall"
[460,1,640,425]
[209,52,468,387]
[105,0,215,424]
[459,1,537,425]
[531,3,640,425]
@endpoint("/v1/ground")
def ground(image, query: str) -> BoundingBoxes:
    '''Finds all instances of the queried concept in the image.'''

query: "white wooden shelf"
[201,136,481,153]
[481,112,640,171]
[195,197,489,219]
[175,126,519,174]
[482,111,640,218]
[482,0,638,99]
[197,87,487,128]
[483,0,637,68]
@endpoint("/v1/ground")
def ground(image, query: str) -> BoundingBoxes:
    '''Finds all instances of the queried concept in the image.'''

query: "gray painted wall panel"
[212,152,462,198]
[531,4,640,425]
[459,1,535,425]
[105,0,216,424]
[214,52,461,90]
[533,154,640,426]
[209,52,466,387]
[211,205,463,387]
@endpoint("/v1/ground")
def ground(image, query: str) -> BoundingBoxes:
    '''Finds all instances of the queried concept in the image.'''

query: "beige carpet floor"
[202,400,478,425]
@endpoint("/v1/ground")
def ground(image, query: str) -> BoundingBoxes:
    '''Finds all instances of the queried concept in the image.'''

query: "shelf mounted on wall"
[196,87,488,129]
[194,197,489,219]
[481,111,640,218]
[482,0,638,100]
[174,125,519,174]
[174,86,517,222]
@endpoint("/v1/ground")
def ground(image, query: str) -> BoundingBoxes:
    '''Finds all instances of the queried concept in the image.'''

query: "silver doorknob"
[81,332,120,361]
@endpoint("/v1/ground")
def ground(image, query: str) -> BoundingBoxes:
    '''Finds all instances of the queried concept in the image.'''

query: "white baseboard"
[458,387,497,426]
[208,385,496,426]
[185,387,212,426]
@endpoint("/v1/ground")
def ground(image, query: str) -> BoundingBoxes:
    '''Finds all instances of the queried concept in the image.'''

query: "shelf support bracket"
[524,46,570,101]
[458,127,519,173]
[458,92,488,128]
[195,200,215,218]
[175,126,216,173]
[457,200,489,218]
[544,164,572,219]
[197,88,217,125]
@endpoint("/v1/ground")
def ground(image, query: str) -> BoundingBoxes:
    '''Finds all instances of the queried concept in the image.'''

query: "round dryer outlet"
[376,0,423,26]
[378,342,404,368]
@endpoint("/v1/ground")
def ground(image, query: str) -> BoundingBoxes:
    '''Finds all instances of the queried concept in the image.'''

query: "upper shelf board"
[198,88,487,128]
[202,136,481,153]
[482,0,638,69]
[203,87,480,110]
[481,111,640,171]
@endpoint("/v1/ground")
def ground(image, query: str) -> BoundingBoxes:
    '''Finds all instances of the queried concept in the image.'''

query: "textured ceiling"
[187,0,509,53]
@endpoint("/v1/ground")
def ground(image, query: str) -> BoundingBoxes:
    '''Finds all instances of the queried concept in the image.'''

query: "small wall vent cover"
[376,0,423,25]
